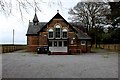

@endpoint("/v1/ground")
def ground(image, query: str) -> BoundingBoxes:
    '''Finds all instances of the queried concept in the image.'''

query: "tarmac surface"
[2,49,118,78]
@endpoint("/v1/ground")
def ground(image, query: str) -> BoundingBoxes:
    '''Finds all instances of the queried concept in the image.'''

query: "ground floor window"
[71,40,73,44]
[49,41,67,47]
[49,41,52,47]
[64,41,67,46]
[81,40,86,45]
[58,41,62,47]
[54,41,57,47]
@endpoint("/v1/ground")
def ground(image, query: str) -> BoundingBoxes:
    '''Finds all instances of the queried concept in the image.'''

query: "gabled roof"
[26,22,46,36]
[26,12,92,40]
[73,27,92,40]
[33,13,39,22]
[39,12,77,32]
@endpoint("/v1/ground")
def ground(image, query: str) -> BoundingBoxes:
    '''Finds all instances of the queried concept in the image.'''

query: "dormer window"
[62,29,67,38]
[48,29,54,38]
[55,25,61,38]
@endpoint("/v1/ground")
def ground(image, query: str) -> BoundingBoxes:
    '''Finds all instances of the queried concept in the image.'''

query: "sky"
[0,0,80,44]
[0,0,116,44]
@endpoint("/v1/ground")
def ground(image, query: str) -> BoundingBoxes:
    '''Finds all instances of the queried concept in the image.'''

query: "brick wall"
[39,32,48,46]
[27,36,39,45]
[26,18,91,53]
[27,36,39,52]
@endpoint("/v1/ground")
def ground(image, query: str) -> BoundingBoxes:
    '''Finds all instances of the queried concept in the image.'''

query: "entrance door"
[49,40,67,52]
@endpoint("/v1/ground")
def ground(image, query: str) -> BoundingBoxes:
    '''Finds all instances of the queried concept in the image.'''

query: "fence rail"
[92,44,120,51]
[0,44,26,53]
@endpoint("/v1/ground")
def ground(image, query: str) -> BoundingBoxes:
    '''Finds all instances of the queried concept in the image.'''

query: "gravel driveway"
[2,49,118,78]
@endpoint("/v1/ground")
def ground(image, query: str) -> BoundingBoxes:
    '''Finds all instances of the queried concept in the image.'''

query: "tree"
[0,0,62,18]
[68,2,110,47]
[68,2,110,30]
[108,2,120,27]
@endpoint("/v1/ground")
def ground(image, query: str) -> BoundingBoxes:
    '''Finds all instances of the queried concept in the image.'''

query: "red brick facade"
[26,12,91,54]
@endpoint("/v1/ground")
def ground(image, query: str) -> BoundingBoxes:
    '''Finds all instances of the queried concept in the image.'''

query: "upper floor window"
[62,29,67,38]
[48,29,53,38]
[55,25,61,38]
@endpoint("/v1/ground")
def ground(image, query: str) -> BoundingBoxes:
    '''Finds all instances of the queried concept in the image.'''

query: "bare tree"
[68,2,110,30]
[68,2,111,48]
[0,0,62,19]
[80,0,115,2]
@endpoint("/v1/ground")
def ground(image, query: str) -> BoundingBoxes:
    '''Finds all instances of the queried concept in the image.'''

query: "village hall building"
[26,10,92,55]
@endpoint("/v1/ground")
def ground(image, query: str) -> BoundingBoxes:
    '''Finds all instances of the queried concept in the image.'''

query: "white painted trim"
[49,29,53,32]
[62,29,67,32]
[49,47,67,52]
[55,25,61,28]
[49,40,68,52]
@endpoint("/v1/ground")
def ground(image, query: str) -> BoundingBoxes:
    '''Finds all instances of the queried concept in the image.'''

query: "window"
[64,41,67,46]
[71,38,75,44]
[58,41,62,47]
[81,41,86,45]
[48,29,53,38]
[54,41,57,47]
[63,32,67,38]
[49,41,52,47]
[62,29,67,38]
[71,40,73,44]
[55,28,60,38]
[49,32,53,38]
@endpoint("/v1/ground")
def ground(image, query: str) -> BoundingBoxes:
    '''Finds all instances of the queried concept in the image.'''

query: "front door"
[49,40,68,52]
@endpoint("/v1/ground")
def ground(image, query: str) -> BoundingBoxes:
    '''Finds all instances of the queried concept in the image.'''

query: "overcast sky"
[0,0,81,44]
[0,0,115,44]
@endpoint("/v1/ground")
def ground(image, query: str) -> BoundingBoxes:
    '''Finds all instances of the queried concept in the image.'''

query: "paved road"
[2,49,118,78]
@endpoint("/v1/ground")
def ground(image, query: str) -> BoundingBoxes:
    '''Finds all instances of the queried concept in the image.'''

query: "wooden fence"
[0,44,26,53]
[92,44,120,51]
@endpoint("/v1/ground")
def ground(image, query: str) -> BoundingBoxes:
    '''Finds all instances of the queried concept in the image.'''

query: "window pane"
[59,41,62,47]
[81,41,86,45]
[49,32,53,38]
[63,32,67,38]
[54,41,57,47]
[64,41,67,46]
[49,41,52,47]
[71,40,73,44]
[55,28,60,38]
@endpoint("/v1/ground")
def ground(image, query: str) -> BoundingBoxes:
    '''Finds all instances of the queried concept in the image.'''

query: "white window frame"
[48,29,54,39]
[71,40,73,44]
[62,29,68,39]
[81,40,86,45]
[55,25,61,39]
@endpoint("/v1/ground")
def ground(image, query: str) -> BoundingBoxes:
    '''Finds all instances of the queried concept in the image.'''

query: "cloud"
[0,0,79,44]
